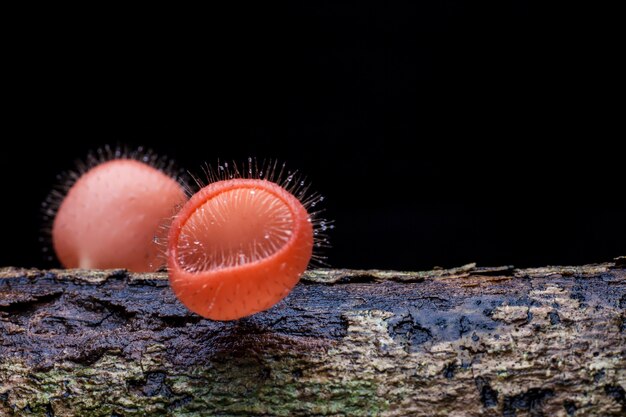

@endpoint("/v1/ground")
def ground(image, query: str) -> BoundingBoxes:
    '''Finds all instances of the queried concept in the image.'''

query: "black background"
[2,2,624,270]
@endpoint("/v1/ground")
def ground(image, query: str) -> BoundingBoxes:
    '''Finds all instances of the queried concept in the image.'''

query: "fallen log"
[1,259,625,416]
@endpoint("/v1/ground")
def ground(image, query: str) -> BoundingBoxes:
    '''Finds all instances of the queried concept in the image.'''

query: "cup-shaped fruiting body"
[167,178,314,320]
[52,159,187,272]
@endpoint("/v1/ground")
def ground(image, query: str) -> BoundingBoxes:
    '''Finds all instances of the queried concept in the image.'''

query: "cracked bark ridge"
[1,258,625,416]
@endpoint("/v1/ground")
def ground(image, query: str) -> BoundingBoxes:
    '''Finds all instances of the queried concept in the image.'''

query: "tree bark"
[1,259,625,416]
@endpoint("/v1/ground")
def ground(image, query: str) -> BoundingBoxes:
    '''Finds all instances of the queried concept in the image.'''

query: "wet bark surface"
[1,259,625,416]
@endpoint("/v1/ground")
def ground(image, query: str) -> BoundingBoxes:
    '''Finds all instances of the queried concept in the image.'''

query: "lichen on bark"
[1,259,625,416]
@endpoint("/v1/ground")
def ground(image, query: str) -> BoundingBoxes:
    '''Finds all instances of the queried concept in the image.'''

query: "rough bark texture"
[1,259,626,416]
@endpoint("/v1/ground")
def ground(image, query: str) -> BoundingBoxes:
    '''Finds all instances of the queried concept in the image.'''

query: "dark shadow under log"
[1,259,625,416]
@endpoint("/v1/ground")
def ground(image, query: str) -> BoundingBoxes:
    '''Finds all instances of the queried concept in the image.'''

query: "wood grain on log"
[1,260,625,416]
